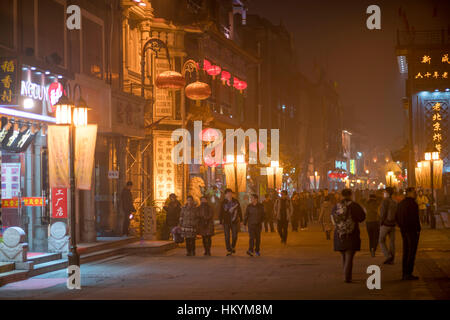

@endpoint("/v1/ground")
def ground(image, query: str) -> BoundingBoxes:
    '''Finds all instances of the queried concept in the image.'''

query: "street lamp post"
[54,84,88,267]
[425,152,439,229]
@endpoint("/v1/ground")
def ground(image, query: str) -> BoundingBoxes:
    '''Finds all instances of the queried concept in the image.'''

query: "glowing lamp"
[55,94,74,125]
[207,65,221,78]
[155,70,185,90]
[233,78,247,92]
[185,81,211,101]
[221,70,231,85]
[203,59,212,71]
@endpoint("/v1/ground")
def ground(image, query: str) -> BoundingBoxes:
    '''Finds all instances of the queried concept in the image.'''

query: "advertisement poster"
[48,125,70,188]
[75,124,97,190]
[1,162,21,199]
[51,188,68,219]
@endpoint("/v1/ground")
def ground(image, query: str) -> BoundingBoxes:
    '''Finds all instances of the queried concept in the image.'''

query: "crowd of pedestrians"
[154,185,426,283]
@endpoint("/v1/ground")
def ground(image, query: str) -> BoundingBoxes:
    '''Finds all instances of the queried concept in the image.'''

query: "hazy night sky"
[247,0,450,150]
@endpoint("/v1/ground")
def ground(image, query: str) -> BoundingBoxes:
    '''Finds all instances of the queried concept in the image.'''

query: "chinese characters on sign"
[431,102,443,154]
[1,197,45,208]
[154,58,173,118]
[51,188,68,219]
[0,58,17,105]
[1,163,21,199]
[153,136,175,203]
[414,53,449,80]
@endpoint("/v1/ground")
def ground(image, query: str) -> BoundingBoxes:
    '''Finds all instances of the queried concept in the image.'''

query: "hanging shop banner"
[1,162,21,199]
[1,197,45,208]
[75,124,97,190]
[48,125,70,189]
[0,58,18,105]
[153,135,176,202]
[51,188,68,219]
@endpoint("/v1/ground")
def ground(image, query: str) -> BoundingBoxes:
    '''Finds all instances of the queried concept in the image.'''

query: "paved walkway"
[0,223,448,299]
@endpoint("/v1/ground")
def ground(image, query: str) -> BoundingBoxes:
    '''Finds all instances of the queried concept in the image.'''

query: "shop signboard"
[1,197,45,208]
[51,188,68,219]
[0,58,18,106]
[1,162,21,199]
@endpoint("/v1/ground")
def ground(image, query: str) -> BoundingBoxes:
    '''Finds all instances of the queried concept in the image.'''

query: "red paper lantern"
[199,128,220,142]
[221,70,231,86]
[207,65,221,78]
[185,81,211,101]
[233,77,247,92]
[203,59,212,71]
[155,70,185,90]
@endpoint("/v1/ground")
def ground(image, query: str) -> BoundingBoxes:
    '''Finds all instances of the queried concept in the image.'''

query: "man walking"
[120,181,136,236]
[219,189,242,256]
[397,187,421,280]
[244,194,265,256]
[262,193,275,232]
[274,190,293,244]
[379,187,397,264]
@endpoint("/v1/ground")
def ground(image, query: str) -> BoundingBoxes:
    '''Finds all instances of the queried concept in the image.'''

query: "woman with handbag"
[197,196,215,256]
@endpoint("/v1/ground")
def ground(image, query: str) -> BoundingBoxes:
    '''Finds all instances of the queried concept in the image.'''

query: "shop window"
[38,0,65,66]
[0,0,15,49]
[82,18,104,79]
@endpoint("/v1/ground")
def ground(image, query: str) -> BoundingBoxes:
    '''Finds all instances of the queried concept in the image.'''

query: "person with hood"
[163,193,182,240]
[319,195,333,240]
[197,196,214,256]
[244,194,265,256]
[332,189,366,283]
[365,194,380,257]
[179,196,199,256]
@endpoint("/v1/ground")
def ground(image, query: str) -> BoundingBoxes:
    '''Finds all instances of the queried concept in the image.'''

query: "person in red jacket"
[396,187,421,280]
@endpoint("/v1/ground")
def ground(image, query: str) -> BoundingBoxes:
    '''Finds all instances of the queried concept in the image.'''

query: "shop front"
[0,60,67,253]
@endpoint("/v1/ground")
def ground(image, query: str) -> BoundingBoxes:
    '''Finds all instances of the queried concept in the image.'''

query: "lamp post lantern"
[54,84,89,267]
[424,151,439,229]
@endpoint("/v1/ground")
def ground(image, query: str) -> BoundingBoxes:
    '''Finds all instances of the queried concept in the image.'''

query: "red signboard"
[51,188,68,219]
[1,197,45,208]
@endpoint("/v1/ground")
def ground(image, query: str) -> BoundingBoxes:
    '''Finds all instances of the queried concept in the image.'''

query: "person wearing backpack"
[379,187,397,264]
[331,189,366,283]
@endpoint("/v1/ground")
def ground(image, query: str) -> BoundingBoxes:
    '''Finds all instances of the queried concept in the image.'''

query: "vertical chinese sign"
[154,58,173,119]
[431,102,443,154]
[51,188,68,219]
[0,58,18,105]
[153,135,175,206]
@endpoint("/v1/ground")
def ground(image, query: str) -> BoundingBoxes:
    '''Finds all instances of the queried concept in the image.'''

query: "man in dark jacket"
[244,194,265,256]
[396,187,421,280]
[163,193,182,240]
[332,189,366,283]
[219,188,243,256]
[120,181,136,236]
[379,187,397,264]
[262,194,275,232]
